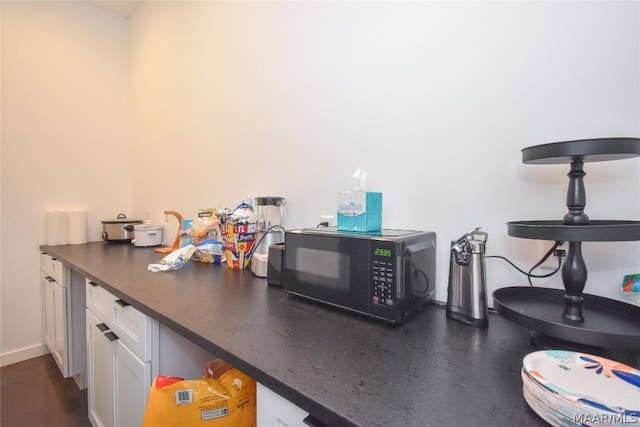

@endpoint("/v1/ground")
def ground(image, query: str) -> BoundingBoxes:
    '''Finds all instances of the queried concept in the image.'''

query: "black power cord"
[247,224,286,263]
[486,240,566,286]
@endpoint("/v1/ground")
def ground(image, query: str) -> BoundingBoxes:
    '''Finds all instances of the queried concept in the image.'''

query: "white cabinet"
[86,309,115,427]
[41,252,85,386]
[114,341,152,427]
[42,272,67,371]
[40,253,86,389]
[85,279,158,427]
[257,383,309,427]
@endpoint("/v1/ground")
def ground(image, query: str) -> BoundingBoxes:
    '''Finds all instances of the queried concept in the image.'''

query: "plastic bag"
[194,240,225,264]
[142,359,256,427]
[190,209,220,244]
[148,245,196,272]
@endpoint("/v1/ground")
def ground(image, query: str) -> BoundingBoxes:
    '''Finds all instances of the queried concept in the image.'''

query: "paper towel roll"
[68,210,88,244]
[46,211,69,246]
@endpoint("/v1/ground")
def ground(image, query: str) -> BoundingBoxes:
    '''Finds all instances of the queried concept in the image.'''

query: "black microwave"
[283,227,436,325]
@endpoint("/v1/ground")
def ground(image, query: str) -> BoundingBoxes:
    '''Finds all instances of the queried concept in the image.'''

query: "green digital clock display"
[374,248,392,257]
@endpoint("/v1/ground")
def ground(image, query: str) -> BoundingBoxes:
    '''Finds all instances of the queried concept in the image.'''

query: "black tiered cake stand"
[493,138,640,359]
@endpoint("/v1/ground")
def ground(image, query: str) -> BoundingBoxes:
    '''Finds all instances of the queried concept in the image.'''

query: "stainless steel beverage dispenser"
[446,227,489,327]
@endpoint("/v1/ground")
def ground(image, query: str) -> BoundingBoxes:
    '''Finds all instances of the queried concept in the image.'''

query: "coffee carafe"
[250,197,285,278]
[446,227,489,328]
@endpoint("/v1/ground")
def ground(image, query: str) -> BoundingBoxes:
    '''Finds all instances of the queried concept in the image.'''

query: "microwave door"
[284,234,370,313]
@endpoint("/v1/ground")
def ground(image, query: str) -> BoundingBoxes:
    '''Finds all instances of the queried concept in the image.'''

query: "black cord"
[485,240,565,286]
[411,262,431,297]
[526,240,564,286]
[485,255,560,278]
[247,225,286,262]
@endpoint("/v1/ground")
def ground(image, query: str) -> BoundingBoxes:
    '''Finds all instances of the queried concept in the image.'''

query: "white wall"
[129,1,640,304]
[0,1,130,365]
[1,0,638,364]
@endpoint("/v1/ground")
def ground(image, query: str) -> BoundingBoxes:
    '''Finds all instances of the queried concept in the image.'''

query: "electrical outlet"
[320,214,335,226]
[537,240,567,271]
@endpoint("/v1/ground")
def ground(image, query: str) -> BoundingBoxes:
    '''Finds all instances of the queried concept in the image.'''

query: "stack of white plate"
[521,350,640,426]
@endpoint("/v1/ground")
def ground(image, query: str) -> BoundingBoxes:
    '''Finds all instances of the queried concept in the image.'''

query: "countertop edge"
[41,244,358,426]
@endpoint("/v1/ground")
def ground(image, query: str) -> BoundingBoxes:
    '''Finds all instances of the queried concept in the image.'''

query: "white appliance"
[132,224,163,247]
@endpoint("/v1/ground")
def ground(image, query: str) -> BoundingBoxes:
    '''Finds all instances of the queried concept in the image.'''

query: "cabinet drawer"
[112,300,154,363]
[86,279,113,324]
[42,253,65,284]
[86,280,154,362]
[41,253,54,276]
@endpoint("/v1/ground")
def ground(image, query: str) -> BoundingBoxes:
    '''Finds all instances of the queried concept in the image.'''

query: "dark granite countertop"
[42,242,548,427]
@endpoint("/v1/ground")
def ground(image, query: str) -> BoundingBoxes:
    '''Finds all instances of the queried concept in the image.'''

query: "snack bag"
[195,239,225,264]
[142,359,256,427]
[190,209,220,248]
[220,223,256,269]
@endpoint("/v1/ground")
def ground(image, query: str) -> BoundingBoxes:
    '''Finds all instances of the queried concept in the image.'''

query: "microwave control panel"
[371,243,396,307]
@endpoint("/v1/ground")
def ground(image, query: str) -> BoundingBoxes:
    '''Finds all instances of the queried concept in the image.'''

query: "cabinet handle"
[45,276,55,282]
[303,415,329,427]
[96,323,109,333]
[88,281,98,287]
[115,299,130,308]
[104,331,119,342]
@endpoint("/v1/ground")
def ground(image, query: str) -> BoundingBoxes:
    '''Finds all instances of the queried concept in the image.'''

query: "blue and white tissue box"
[337,191,382,232]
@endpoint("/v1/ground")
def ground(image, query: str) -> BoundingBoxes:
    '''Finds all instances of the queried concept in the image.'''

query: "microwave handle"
[404,240,434,298]
[400,249,411,300]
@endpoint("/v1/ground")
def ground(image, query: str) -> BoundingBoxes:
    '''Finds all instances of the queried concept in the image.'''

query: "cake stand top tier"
[522,137,640,165]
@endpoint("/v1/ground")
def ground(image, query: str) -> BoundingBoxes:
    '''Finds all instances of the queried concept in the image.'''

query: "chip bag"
[142,359,256,427]
[195,239,225,264]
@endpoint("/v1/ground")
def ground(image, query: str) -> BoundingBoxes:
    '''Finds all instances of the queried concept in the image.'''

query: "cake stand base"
[493,287,640,351]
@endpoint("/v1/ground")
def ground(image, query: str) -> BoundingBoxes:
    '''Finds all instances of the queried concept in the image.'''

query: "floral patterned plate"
[522,350,640,416]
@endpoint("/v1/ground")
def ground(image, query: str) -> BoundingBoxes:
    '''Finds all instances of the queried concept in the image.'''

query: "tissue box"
[337,191,382,232]
[220,223,256,269]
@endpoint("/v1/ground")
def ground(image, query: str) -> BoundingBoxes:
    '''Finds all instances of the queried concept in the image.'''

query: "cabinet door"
[257,383,309,427]
[86,309,115,427]
[43,273,69,376]
[114,341,151,427]
[53,281,66,370]
[43,274,56,355]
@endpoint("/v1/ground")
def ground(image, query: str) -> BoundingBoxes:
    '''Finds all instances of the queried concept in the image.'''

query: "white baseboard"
[1,344,50,367]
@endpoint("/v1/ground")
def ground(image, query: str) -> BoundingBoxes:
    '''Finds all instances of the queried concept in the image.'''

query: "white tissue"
[148,245,196,272]
[352,167,367,191]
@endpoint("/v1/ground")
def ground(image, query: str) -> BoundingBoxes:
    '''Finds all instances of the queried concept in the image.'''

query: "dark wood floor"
[1,354,91,427]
